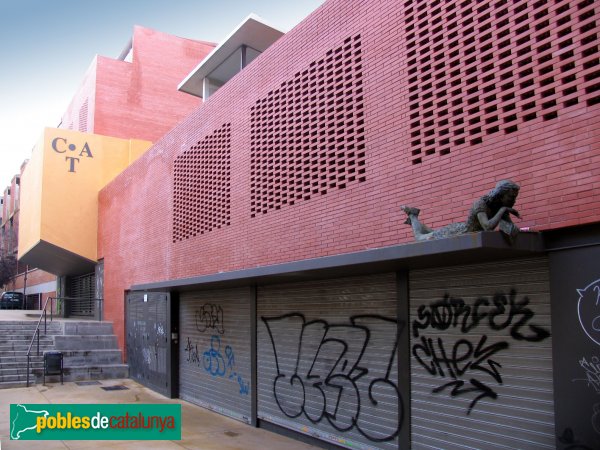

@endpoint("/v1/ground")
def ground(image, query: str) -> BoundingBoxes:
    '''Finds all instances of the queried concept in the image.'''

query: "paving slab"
[0,378,319,450]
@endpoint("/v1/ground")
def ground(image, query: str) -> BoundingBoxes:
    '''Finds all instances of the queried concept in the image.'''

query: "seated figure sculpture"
[401,180,521,243]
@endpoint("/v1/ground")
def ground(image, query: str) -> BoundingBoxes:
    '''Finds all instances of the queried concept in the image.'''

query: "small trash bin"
[44,351,63,385]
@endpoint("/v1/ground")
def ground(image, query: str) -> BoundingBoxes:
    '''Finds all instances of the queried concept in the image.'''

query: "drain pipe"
[23,265,28,309]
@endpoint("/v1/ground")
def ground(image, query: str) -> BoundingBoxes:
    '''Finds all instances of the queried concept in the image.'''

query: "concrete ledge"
[62,322,115,335]
[61,349,123,365]
[33,364,129,383]
[133,231,545,292]
[54,335,118,350]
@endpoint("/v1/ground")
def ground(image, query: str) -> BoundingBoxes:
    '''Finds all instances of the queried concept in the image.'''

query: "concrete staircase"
[0,320,128,388]
[0,321,61,388]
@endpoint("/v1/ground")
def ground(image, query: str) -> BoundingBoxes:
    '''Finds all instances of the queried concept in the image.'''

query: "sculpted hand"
[506,208,520,218]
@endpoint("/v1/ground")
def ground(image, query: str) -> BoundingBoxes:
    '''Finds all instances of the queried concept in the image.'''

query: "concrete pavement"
[0,377,318,450]
[0,312,317,449]
[0,309,45,321]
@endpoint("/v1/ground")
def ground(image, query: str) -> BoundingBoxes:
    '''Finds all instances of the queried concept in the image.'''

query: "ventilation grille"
[173,124,231,242]
[250,35,366,218]
[405,0,600,164]
[67,272,95,298]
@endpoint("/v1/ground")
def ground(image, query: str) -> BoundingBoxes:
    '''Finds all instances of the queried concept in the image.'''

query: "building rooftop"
[178,14,284,98]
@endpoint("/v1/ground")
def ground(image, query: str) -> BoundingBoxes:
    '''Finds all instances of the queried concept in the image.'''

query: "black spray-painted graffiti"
[412,289,550,414]
[195,303,225,334]
[578,279,600,346]
[261,313,403,443]
[184,335,249,395]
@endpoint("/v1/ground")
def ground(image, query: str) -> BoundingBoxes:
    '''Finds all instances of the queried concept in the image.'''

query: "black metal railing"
[26,296,55,387]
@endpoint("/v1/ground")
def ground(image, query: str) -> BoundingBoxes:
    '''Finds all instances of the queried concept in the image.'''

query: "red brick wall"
[60,58,97,132]
[98,0,600,352]
[13,268,56,289]
[60,27,214,142]
[93,26,215,142]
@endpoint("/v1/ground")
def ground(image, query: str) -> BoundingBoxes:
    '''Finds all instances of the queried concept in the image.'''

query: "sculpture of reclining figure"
[401,180,521,243]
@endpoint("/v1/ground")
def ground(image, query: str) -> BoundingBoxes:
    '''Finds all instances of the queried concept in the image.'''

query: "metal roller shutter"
[67,272,95,317]
[409,257,554,449]
[257,273,401,450]
[179,287,252,423]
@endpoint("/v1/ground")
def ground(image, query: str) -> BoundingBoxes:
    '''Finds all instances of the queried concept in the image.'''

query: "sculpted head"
[488,180,520,207]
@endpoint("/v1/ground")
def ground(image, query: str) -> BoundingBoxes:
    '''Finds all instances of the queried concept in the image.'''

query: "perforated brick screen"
[173,123,231,242]
[406,0,600,164]
[249,35,366,218]
[78,98,89,132]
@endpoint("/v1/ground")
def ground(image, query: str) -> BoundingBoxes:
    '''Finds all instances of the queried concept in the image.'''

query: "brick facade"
[61,26,215,142]
[8,27,215,298]
[98,0,600,351]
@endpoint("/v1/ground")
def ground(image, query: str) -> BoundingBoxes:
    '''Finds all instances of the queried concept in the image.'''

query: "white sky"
[0,0,325,189]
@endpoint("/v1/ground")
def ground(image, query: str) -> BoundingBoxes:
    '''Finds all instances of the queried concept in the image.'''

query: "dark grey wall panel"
[550,244,600,450]
[126,292,171,397]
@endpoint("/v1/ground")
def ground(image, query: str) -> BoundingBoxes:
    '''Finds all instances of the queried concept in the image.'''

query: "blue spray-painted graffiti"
[185,335,249,395]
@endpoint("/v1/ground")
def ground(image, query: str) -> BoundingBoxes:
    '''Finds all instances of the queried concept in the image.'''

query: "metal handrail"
[26,296,55,387]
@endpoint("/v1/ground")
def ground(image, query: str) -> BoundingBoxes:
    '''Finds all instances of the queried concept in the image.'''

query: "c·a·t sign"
[51,137,94,173]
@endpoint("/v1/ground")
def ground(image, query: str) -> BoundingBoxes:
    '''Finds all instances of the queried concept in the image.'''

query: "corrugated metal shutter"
[179,287,252,423]
[409,257,554,449]
[257,273,400,450]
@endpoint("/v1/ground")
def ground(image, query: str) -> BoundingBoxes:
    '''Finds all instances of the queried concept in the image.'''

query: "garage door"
[410,257,554,449]
[179,287,252,423]
[257,273,402,450]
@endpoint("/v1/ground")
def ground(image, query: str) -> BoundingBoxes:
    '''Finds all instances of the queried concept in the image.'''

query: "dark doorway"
[126,291,176,397]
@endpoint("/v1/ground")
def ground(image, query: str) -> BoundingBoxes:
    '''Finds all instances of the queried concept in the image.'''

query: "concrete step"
[0,357,44,365]
[0,373,29,383]
[0,329,61,337]
[0,361,43,370]
[0,347,54,355]
[62,322,115,335]
[33,364,129,383]
[0,321,63,329]
[0,334,61,342]
[0,367,32,377]
[0,319,125,386]
[0,380,29,389]
[0,343,54,353]
[54,335,118,350]
[0,337,56,345]
[0,330,56,337]
[0,335,55,341]
[0,319,62,324]
[61,349,123,365]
